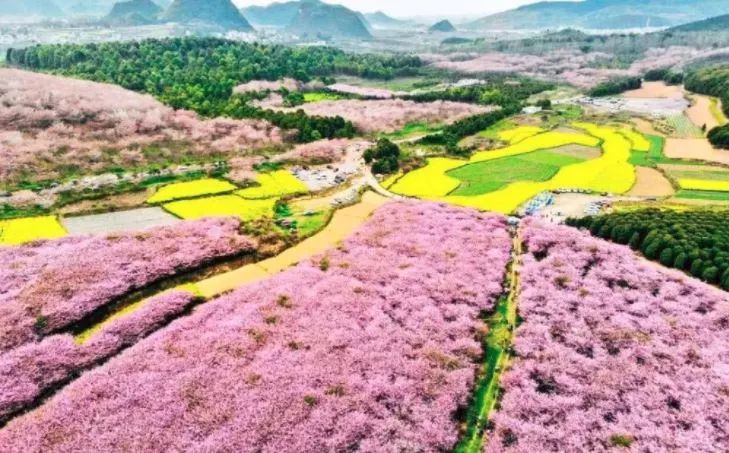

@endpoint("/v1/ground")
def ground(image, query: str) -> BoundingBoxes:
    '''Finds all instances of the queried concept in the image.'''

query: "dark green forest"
[6,38,422,142]
[588,76,642,97]
[568,209,729,289]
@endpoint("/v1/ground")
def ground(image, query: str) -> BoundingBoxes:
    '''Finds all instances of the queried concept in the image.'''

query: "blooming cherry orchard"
[278,99,493,133]
[0,290,196,422]
[0,218,256,355]
[486,221,729,452]
[0,69,283,184]
[0,202,512,452]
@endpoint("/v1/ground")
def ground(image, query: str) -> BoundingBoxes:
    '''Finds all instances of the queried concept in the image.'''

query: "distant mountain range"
[285,0,371,39]
[243,0,371,39]
[161,0,253,30]
[464,0,729,30]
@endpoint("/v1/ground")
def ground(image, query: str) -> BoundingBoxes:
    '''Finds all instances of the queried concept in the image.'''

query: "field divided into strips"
[497,126,544,144]
[618,127,651,152]
[164,195,278,221]
[147,178,237,204]
[678,178,729,192]
[666,114,705,138]
[159,170,308,222]
[237,170,309,199]
[391,124,636,214]
[0,216,66,245]
[627,134,676,167]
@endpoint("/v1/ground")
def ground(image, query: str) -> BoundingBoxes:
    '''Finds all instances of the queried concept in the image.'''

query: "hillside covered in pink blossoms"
[486,221,729,452]
[278,99,493,133]
[0,217,255,355]
[0,202,512,451]
[0,290,196,423]
[0,69,283,184]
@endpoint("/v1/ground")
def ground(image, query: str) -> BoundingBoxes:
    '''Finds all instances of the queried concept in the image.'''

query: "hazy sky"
[233,0,548,18]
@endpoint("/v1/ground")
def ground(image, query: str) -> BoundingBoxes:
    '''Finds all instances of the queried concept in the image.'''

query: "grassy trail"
[455,229,522,453]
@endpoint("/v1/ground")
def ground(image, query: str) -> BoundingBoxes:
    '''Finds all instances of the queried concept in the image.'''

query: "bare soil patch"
[687,95,720,131]
[665,138,729,165]
[62,207,180,235]
[550,144,602,160]
[633,118,663,136]
[628,167,675,197]
[58,190,151,215]
[623,81,684,99]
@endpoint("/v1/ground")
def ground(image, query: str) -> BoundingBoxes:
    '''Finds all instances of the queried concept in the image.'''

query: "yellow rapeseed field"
[390,129,601,200]
[678,179,729,192]
[164,195,277,221]
[618,128,651,152]
[147,178,237,204]
[470,131,600,163]
[0,216,67,245]
[497,126,544,144]
[237,170,308,199]
[389,157,464,197]
[391,123,636,214]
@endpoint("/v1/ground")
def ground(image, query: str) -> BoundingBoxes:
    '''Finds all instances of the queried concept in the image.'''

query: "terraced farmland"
[391,124,636,214]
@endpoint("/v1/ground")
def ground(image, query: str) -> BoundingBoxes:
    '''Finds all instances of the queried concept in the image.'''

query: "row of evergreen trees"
[568,209,729,289]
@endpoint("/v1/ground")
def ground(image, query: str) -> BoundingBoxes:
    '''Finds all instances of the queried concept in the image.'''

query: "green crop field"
[674,190,729,201]
[383,122,443,140]
[303,91,346,103]
[666,114,705,138]
[672,170,729,181]
[447,149,586,196]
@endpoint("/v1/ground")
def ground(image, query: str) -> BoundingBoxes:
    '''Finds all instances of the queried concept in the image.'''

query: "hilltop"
[364,11,416,30]
[429,20,456,33]
[161,0,254,30]
[106,0,161,23]
[285,0,371,40]
[670,13,729,32]
[241,1,300,27]
[464,0,729,30]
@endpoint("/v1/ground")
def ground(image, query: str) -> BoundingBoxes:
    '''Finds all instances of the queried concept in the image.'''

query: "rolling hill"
[464,0,729,31]
[429,20,456,33]
[161,0,254,30]
[669,13,729,32]
[241,1,300,27]
[285,0,371,40]
[363,11,416,30]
